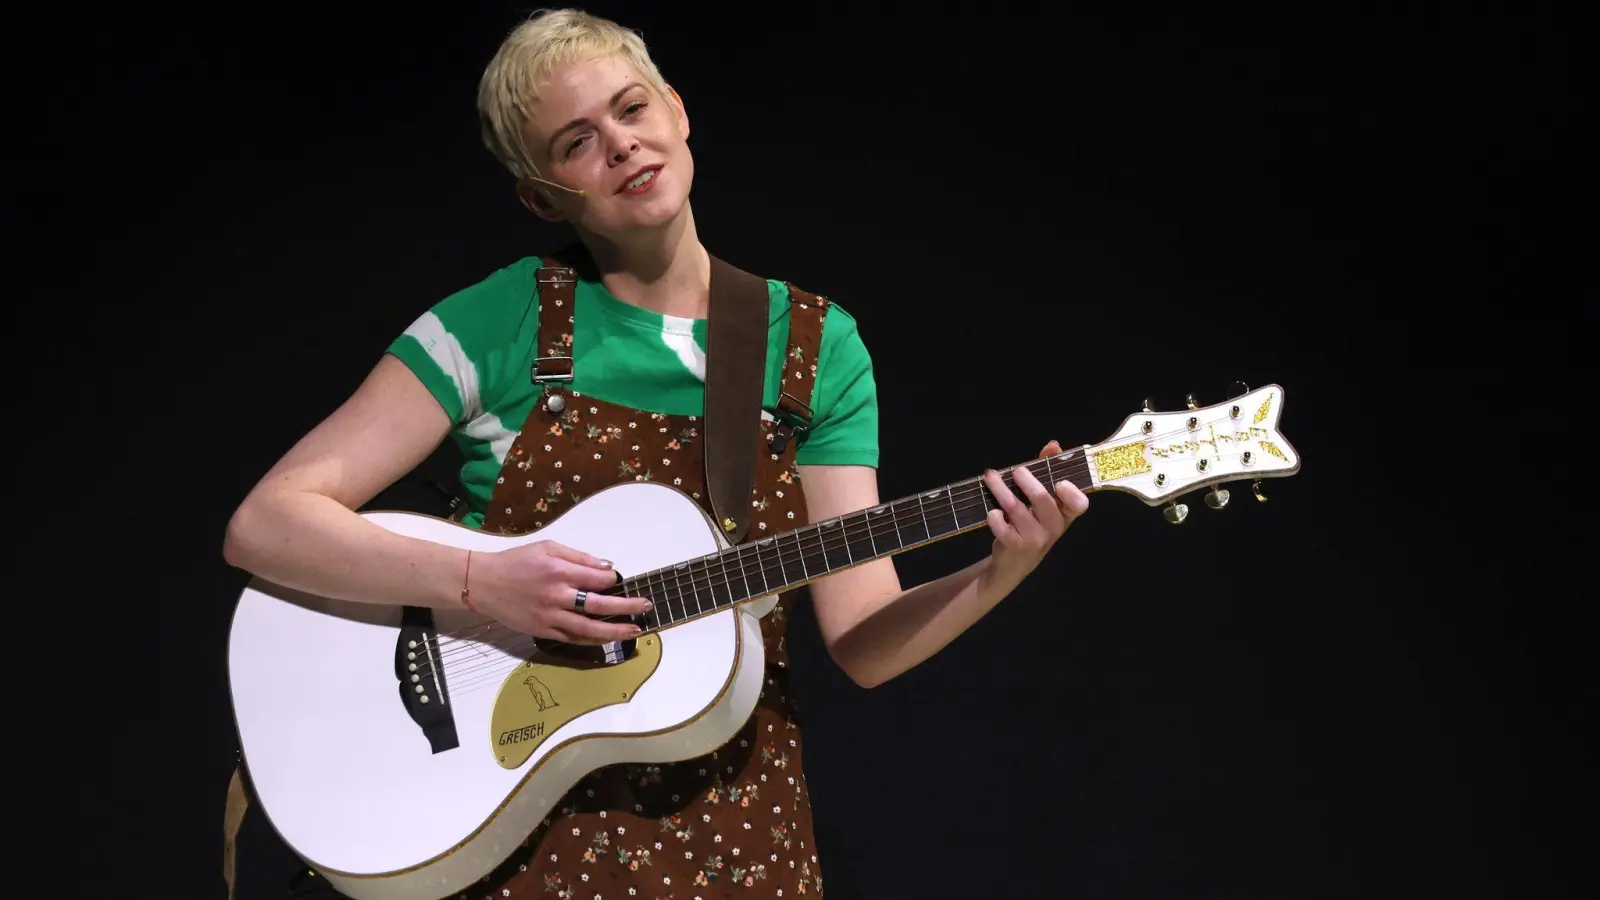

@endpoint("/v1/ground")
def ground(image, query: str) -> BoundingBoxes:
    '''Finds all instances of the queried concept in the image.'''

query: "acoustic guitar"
[227,383,1303,899]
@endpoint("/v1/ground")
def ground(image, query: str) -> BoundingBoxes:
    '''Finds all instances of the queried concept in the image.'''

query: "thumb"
[541,540,613,570]
[1039,439,1063,458]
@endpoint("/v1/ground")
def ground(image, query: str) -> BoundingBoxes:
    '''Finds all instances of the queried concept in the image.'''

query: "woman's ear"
[516,179,568,223]
[666,85,690,139]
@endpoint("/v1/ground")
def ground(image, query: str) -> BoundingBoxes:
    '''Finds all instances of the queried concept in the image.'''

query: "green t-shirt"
[387,256,879,529]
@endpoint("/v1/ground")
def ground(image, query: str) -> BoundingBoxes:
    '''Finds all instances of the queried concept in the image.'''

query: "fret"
[951,480,990,530]
[921,488,959,537]
[707,554,737,610]
[756,542,773,596]
[636,573,654,625]
[675,563,701,618]
[658,567,678,624]
[648,571,676,627]
[819,518,852,573]
[731,545,760,603]
[640,578,661,629]
[693,561,713,613]
[784,529,809,585]
[1064,453,1093,491]
[845,506,883,562]
[796,524,825,578]
[722,550,744,604]
[753,538,777,597]
[896,494,933,547]
[672,569,692,622]
[658,569,680,624]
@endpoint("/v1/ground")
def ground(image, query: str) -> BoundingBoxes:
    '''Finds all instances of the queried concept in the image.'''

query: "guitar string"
[422,406,1263,661]
[421,458,1277,698]
[412,410,1273,676]
[402,456,1097,696]
[417,441,1278,693]
[415,450,1092,671]
[413,423,1268,687]
[426,438,1268,699]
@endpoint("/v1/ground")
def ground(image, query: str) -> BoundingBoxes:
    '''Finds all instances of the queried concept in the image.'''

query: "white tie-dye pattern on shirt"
[659,314,705,382]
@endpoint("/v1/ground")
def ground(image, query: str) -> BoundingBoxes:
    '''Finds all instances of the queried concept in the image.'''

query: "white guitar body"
[228,481,778,900]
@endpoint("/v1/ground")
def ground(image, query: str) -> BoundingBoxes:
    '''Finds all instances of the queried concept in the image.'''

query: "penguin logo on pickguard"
[523,674,560,712]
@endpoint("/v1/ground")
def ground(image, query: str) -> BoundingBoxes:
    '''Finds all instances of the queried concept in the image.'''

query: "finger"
[541,540,615,571]
[1039,439,1064,458]
[1055,479,1091,519]
[985,507,1020,548]
[1012,465,1065,535]
[568,589,654,617]
[557,559,629,592]
[988,468,1048,544]
[551,609,643,644]
[982,470,1032,543]
[542,623,607,646]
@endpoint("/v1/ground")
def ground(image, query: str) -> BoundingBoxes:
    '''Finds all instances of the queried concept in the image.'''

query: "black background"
[20,3,1585,898]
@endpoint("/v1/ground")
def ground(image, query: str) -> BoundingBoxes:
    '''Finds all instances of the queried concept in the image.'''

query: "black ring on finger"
[575,589,588,612]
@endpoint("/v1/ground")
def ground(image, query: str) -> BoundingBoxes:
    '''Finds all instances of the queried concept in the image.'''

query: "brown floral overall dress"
[469,255,831,900]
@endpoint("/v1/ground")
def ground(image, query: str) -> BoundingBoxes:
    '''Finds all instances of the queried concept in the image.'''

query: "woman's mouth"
[618,166,662,195]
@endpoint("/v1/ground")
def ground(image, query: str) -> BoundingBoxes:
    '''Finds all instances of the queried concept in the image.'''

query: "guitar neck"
[620,447,1096,632]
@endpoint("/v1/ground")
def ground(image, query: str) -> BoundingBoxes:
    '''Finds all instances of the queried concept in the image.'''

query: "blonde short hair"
[477,8,672,181]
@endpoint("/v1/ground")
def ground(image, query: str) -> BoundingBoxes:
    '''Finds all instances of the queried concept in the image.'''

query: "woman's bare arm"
[221,354,466,608]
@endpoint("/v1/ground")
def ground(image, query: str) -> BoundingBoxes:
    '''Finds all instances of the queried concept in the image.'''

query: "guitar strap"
[222,756,247,899]
[532,245,771,543]
[701,255,772,544]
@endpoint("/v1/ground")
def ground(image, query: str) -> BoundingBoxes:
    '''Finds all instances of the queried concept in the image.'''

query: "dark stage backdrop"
[20,4,1582,899]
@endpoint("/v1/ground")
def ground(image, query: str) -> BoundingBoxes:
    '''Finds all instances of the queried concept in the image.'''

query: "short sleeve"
[385,259,539,425]
[795,304,879,468]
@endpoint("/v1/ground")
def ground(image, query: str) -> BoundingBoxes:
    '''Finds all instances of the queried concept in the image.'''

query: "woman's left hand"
[981,440,1090,589]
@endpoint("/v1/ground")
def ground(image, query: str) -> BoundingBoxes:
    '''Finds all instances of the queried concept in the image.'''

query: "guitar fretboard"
[617,448,1095,632]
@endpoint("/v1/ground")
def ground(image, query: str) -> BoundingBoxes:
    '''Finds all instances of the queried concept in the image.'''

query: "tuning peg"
[1163,501,1189,525]
[1205,486,1230,509]
[1142,396,1156,412]
[1228,380,1250,399]
[1251,479,1268,503]
[1185,393,1198,409]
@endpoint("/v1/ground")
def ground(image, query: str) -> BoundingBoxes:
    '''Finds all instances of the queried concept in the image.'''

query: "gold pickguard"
[488,636,663,769]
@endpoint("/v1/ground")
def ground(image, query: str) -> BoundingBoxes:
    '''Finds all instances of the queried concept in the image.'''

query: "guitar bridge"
[394,606,460,754]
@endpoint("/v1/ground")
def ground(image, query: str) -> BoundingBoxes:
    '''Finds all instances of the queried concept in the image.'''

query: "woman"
[223,9,1089,897]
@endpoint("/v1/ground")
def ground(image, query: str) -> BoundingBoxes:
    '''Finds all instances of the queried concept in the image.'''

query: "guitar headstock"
[1084,382,1302,523]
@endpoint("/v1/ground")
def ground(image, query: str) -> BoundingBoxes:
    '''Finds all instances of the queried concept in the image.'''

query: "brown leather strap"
[768,283,829,458]
[775,283,829,420]
[532,250,579,388]
[530,248,771,542]
[703,255,772,543]
[222,759,249,900]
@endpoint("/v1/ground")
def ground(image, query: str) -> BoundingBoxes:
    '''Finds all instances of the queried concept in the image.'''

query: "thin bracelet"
[461,549,478,612]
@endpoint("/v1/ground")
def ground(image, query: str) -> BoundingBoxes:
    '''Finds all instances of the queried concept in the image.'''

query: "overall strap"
[703,255,772,543]
[221,756,248,899]
[770,283,830,453]
[531,251,579,389]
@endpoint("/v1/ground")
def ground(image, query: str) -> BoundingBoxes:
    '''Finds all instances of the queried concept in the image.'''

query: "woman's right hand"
[469,541,654,643]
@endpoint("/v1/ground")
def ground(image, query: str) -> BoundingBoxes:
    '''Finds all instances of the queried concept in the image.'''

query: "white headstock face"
[1084,383,1302,520]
